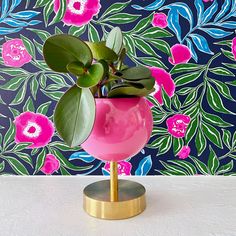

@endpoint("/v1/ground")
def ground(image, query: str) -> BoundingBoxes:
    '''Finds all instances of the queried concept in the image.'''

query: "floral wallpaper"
[0,0,236,176]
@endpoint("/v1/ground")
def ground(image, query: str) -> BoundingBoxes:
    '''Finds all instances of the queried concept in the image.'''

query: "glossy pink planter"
[81,97,153,162]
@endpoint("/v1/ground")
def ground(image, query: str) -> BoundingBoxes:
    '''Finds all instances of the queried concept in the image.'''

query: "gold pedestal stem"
[110,161,118,202]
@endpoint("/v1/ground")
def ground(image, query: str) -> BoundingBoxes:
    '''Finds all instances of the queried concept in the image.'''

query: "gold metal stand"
[83,161,146,220]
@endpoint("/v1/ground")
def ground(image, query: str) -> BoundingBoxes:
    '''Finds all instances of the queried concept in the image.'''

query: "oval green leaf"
[76,62,104,88]
[43,34,92,72]
[54,85,95,147]
[85,41,118,62]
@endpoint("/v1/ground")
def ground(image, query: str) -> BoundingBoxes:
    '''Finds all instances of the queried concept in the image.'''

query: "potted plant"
[43,27,154,220]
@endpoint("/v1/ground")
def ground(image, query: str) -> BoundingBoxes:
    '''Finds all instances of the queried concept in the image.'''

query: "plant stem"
[218,150,233,160]
[97,85,102,98]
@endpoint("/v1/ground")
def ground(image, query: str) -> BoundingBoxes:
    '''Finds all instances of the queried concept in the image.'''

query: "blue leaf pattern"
[135,155,152,176]
[132,0,166,11]
[69,152,95,163]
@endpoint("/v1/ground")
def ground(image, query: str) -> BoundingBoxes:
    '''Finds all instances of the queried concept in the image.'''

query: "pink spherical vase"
[82,97,153,220]
[81,97,153,162]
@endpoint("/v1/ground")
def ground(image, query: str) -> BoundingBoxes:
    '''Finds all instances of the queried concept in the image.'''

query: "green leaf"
[157,135,172,155]
[4,156,29,175]
[49,0,66,25]
[16,152,33,167]
[173,137,184,155]
[210,79,234,101]
[195,128,206,156]
[162,88,171,109]
[124,35,136,56]
[232,131,236,147]
[3,120,15,149]
[183,104,199,119]
[221,49,235,61]
[85,42,118,62]
[54,85,95,147]
[60,166,71,175]
[216,160,234,175]
[138,57,167,69]
[207,146,219,175]
[34,148,46,174]
[141,27,173,38]
[170,63,203,74]
[49,141,81,152]
[69,25,87,36]
[0,75,27,91]
[190,156,209,175]
[202,111,233,127]
[47,74,68,86]
[147,135,169,148]
[102,13,141,24]
[43,34,92,72]
[9,107,20,118]
[174,70,203,87]
[66,61,85,76]
[106,27,123,55]
[88,24,100,42]
[36,101,51,115]
[222,129,231,148]
[131,13,153,33]
[34,0,49,7]
[51,148,93,171]
[101,0,131,19]
[20,34,36,58]
[121,66,151,80]
[23,97,35,112]
[150,39,171,56]
[41,89,63,101]
[172,94,181,109]
[151,127,168,137]
[160,161,188,175]
[134,37,156,56]
[207,83,235,114]
[108,83,154,97]
[10,82,27,105]
[30,76,39,100]
[0,68,27,76]
[168,160,197,175]
[39,74,47,88]
[223,63,236,70]
[183,90,198,107]
[43,0,54,26]
[76,62,104,88]
[177,87,194,95]
[185,116,198,144]
[210,67,235,77]
[28,28,51,42]
[0,161,5,172]
[202,122,223,148]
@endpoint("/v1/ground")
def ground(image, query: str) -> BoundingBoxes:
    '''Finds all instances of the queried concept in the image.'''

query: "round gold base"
[83,179,146,220]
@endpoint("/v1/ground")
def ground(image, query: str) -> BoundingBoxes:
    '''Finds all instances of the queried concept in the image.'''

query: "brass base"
[83,179,146,220]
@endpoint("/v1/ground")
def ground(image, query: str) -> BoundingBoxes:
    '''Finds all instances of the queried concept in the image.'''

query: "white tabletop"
[0,176,235,236]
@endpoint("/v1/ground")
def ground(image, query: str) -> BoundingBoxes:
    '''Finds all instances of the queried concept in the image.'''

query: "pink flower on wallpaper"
[54,0,101,26]
[104,161,132,176]
[232,37,236,60]
[2,39,32,67]
[166,114,191,138]
[14,112,54,149]
[169,44,192,65]
[41,154,60,175]
[148,67,175,106]
[152,13,168,28]
[177,146,191,159]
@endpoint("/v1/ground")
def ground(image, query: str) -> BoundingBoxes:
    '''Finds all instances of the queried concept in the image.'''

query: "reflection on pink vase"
[81,98,153,162]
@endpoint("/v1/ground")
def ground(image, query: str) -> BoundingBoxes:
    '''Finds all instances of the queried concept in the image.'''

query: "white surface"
[0,176,235,236]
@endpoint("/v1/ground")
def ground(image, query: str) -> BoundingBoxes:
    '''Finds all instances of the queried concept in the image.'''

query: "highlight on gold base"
[83,161,146,220]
